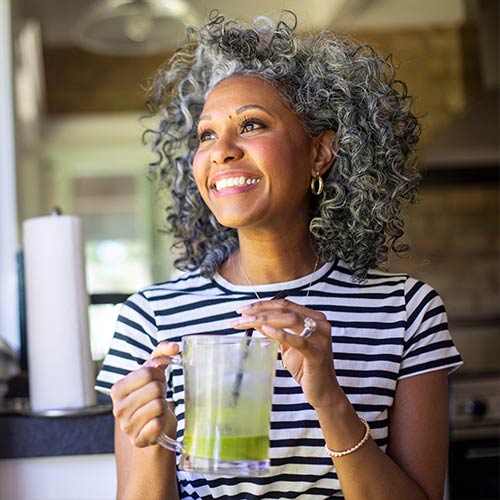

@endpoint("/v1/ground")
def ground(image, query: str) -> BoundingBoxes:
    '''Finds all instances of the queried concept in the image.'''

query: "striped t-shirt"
[96,260,462,499]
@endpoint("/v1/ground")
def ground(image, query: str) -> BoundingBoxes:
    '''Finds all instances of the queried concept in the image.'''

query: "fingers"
[115,390,169,447]
[145,341,181,369]
[112,376,166,418]
[237,298,325,320]
[258,324,314,353]
[136,411,170,447]
[231,300,328,337]
[112,341,179,400]
[111,367,173,447]
[150,340,181,358]
[111,364,166,401]
[110,341,180,447]
[231,299,331,362]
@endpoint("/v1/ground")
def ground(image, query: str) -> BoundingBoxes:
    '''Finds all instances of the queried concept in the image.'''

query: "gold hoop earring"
[310,174,324,196]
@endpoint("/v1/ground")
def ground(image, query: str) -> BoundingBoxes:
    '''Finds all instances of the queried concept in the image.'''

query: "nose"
[210,136,243,165]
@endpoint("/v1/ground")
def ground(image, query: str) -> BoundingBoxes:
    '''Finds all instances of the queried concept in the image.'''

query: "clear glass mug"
[157,335,278,476]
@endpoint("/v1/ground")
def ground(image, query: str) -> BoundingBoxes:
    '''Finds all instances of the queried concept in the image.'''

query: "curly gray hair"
[144,11,421,280]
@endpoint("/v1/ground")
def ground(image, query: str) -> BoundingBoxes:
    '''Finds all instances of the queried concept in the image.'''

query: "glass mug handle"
[151,353,183,452]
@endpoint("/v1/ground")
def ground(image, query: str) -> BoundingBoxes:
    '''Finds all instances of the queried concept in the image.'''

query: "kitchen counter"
[0,397,114,459]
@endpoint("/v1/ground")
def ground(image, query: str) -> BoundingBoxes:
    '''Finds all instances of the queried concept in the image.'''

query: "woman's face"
[192,74,320,232]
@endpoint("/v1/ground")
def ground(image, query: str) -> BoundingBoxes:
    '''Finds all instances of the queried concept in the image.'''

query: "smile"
[213,176,261,192]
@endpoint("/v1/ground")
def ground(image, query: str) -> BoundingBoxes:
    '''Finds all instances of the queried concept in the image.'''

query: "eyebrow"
[235,104,274,116]
[198,104,274,123]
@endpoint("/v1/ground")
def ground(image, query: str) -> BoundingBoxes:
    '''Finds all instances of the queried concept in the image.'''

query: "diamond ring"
[300,317,317,338]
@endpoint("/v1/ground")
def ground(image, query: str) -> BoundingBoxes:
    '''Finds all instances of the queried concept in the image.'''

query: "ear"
[311,130,338,177]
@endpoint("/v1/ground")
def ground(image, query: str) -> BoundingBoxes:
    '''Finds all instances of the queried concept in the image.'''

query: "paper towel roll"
[23,214,96,411]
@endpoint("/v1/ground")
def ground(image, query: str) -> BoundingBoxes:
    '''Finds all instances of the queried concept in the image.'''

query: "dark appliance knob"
[464,399,488,416]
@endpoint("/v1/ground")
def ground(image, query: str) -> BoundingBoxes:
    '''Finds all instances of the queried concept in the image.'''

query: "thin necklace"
[237,256,320,301]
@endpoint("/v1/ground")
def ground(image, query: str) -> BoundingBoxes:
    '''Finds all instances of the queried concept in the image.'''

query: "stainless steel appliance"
[448,372,500,500]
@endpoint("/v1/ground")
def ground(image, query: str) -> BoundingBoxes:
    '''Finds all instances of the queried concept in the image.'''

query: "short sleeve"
[398,278,463,380]
[95,291,158,395]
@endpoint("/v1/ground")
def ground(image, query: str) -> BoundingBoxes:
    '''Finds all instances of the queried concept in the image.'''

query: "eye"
[239,118,266,134]
[198,128,216,142]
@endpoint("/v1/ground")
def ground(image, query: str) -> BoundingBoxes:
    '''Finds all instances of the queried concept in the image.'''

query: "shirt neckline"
[212,259,336,295]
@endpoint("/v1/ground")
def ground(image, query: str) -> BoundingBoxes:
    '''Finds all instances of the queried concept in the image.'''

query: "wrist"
[313,389,369,457]
[311,378,347,413]
[324,418,371,458]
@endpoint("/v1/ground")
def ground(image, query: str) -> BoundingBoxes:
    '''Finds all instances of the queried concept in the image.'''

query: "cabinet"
[0,454,116,500]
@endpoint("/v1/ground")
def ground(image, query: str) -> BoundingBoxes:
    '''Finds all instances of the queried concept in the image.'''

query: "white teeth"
[214,177,260,191]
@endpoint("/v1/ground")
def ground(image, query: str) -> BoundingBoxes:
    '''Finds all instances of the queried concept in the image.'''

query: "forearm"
[316,390,428,500]
[115,427,179,500]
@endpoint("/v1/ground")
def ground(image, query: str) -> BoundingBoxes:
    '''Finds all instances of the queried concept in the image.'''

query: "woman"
[96,12,462,499]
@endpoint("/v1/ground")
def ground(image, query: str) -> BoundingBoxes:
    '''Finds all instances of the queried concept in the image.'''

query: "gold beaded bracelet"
[324,419,371,458]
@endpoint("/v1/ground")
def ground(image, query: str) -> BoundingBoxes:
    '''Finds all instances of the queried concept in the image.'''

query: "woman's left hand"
[231,298,341,409]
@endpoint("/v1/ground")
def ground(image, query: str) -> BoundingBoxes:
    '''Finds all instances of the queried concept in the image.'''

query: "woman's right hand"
[110,341,180,448]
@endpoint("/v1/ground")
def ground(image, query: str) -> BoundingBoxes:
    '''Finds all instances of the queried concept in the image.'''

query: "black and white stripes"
[96,260,462,499]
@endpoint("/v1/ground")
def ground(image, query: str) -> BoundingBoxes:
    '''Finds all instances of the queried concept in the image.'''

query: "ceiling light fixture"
[75,0,200,56]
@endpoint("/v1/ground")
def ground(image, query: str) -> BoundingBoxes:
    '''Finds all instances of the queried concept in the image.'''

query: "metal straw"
[229,290,288,407]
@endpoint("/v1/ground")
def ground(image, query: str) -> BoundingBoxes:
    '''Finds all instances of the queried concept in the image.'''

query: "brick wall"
[387,183,499,322]
[349,24,482,150]
[43,47,167,113]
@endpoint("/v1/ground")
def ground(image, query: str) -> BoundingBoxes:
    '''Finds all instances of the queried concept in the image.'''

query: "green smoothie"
[183,400,271,461]
[183,434,269,461]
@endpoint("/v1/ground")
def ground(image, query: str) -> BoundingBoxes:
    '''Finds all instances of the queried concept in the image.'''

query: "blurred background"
[0,1,498,498]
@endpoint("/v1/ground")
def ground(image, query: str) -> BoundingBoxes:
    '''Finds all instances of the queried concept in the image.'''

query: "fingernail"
[261,325,277,334]
[236,304,252,313]
[230,316,256,327]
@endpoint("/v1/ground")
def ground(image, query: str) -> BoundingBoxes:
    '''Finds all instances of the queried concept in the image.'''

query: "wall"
[388,183,499,320]
[43,47,166,113]
[387,182,500,371]
[350,24,482,149]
